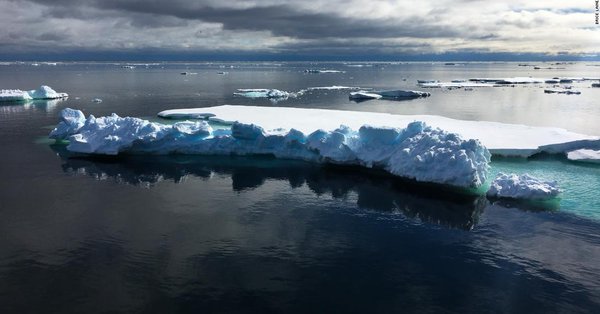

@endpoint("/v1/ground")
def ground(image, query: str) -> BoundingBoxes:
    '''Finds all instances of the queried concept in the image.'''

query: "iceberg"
[50,108,491,189]
[567,149,600,164]
[157,106,599,157]
[0,85,68,102]
[487,173,561,200]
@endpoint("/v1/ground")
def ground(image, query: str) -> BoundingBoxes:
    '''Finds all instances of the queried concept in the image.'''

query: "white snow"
[487,173,561,200]
[50,108,491,189]
[566,149,600,163]
[0,85,68,102]
[158,105,599,157]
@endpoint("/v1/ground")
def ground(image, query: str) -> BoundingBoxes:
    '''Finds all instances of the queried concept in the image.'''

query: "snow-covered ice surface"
[50,108,491,189]
[487,173,561,200]
[0,85,68,102]
[158,106,599,157]
[567,149,600,163]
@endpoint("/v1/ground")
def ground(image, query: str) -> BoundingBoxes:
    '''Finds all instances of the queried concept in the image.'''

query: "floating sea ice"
[544,89,581,95]
[234,89,294,99]
[0,85,68,102]
[349,91,383,100]
[92,98,103,103]
[487,173,561,200]
[566,149,600,164]
[50,108,491,189]
[374,90,430,98]
[304,69,344,73]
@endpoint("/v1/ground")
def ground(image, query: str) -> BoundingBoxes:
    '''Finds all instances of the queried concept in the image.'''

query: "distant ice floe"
[419,82,496,88]
[0,85,68,102]
[234,89,297,100]
[487,173,561,200]
[349,91,383,100]
[50,108,491,189]
[567,149,600,164]
[350,89,430,101]
[306,86,363,91]
[234,86,365,101]
[158,106,600,158]
[544,89,581,95]
[304,69,344,73]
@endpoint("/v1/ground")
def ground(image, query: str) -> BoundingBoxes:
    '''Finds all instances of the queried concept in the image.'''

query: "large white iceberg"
[50,108,491,189]
[0,85,68,102]
[158,106,599,157]
[487,173,561,200]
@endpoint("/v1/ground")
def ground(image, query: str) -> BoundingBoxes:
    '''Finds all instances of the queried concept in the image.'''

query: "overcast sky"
[1,0,599,60]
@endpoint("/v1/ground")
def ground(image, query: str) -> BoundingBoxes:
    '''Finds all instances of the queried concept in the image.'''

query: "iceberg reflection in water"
[53,145,487,230]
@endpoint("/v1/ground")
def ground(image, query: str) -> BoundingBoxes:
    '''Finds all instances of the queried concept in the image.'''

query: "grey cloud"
[26,0,461,39]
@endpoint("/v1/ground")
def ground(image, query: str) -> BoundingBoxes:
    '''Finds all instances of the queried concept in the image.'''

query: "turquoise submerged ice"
[49,108,491,188]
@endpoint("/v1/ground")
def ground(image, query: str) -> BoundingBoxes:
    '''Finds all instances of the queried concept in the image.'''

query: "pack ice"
[50,108,491,189]
[0,85,68,101]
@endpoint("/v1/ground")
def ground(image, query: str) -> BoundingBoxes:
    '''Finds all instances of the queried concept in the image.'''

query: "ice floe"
[304,69,344,73]
[566,149,600,164]
[419,82,496,88]
[50,108,491,188]
[487,173,561,200]
[233,89,295,99]
[0,85,68,102]
[158,106,599,157]
[349,91,383,100]
[544,89,581,95]
[469,77,544,84]
[349,89,430,101]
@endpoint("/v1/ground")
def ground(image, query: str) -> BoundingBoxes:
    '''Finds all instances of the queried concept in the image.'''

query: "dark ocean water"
[1,62,599,313]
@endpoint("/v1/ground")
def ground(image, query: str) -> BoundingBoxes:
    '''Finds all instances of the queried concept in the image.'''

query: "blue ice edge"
[48,108,563,207]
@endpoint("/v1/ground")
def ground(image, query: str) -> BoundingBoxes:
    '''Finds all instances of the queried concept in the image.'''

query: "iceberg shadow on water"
[51,146,488,230]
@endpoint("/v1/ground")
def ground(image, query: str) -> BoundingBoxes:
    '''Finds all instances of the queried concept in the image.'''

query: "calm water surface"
[0,62,599,313]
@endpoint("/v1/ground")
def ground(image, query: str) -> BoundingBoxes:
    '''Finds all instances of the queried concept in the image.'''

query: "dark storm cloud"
[25,0,460,39]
